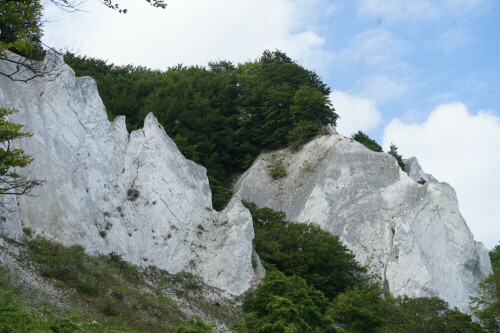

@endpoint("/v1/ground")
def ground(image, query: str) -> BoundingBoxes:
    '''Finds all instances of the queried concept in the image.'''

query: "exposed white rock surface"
[234,134,492,311]
[0,54,259,296]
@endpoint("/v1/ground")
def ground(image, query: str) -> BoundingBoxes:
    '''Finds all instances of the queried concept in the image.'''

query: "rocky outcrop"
[234,134,492,311]
[0,54,260,296]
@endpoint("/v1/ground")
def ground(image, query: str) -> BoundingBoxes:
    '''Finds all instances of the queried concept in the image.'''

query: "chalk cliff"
[234,135,492,311]
[0,54,261,296]
[0,53,492,311]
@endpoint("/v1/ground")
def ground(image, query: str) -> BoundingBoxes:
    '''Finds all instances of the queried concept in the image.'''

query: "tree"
[245,202,367,299]
[0,0,57,82]
[471,243,500,332]
[0,0,167,81]
[0,108,43,196]
[243,271,335,333]
[388,143,405,170]
[351,131,383,153]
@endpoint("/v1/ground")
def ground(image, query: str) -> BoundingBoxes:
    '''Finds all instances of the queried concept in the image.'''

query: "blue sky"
[319,0,500,135]
[42,0,500,248]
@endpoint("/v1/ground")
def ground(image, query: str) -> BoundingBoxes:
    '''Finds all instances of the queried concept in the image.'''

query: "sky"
[41,0,500,249]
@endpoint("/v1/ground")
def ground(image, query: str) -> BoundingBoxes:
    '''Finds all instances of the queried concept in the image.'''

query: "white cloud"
[331,91,382,136]
[356,74,409,102]
[335,28,408,66]
[357,0,491,24]
[42,0,332,70]
[430,27,473,53]
[383,102,500,249]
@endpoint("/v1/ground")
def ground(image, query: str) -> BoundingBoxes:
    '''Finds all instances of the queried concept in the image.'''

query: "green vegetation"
[351,131,406,171]
[245,202,366,299]
[27,236,187,330]
[0,108,43,195]
[0,236,235,332]
[243,271,335,333]
[176,317,213,333]
[471,243,500,332]
[265,154,287,179]
[236,203,485,332]
[351,131,383,153]
[0,0,44,60]
[330,285,483,333]
[64,50,337,210]
[388,143,406,170]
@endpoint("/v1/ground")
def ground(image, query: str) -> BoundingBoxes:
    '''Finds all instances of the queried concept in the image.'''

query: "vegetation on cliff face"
[0,235,241,332]
[351,131,406,171]
[471,244,500,332]
[64,51,336,210]
[236,204,486,333]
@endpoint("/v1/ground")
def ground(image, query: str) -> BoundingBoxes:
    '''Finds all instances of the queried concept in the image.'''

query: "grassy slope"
[0,235,244,332]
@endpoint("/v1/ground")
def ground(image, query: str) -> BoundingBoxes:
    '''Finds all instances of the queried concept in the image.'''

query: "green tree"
[65,51,338,210]
[0,0,44,59]
[0,108,43,195]
[471,243,500,332]
[330,286,484,333]
[0,0,50,82]
[351,131,383,153]
[243,271,335,333]
[388,143,405,170]
[245,202,366,299]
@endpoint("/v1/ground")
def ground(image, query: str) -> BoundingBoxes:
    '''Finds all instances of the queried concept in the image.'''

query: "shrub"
[22,227,33,237]
[351,131,382,152]
[127,188,140,201]
[176,317,213,333]
[388,143,405,170]
[266,154,287,179]
[243,271,335,333]
[244,202,367,299]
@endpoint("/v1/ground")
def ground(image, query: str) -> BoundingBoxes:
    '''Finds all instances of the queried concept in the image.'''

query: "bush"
[243,271,335,333]
[176,317,213,333]
[245,202,367,299]
[388,143,405,170]
[266,154,287,179]
[351,131,383,153]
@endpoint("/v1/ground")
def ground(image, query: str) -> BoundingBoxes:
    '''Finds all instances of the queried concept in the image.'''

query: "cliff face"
[234,135,492,311]
[0,54,492,311]
[0,54,261,296]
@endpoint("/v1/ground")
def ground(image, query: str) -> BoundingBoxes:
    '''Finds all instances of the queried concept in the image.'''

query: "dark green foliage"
[351,131,383,153]
[287,120,320,149]
[176,317,213,333]
[330,285,484,333]
[471,243,500,332]
[26,236,192,331]
[0,0,45,60]
[245,202,366,300]
[388,143,406,170]
[0,267,141,332]
[64,50,336,210]
[265,154,287,179]
[329,284,387,332]
[243,271,336,333]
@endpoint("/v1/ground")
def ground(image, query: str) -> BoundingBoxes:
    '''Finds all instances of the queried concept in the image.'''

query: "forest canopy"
[65,51,337,209]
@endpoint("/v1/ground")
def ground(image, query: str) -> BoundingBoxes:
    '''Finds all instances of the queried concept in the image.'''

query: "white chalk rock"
[0,53,258,296]
[234,134,492,311]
